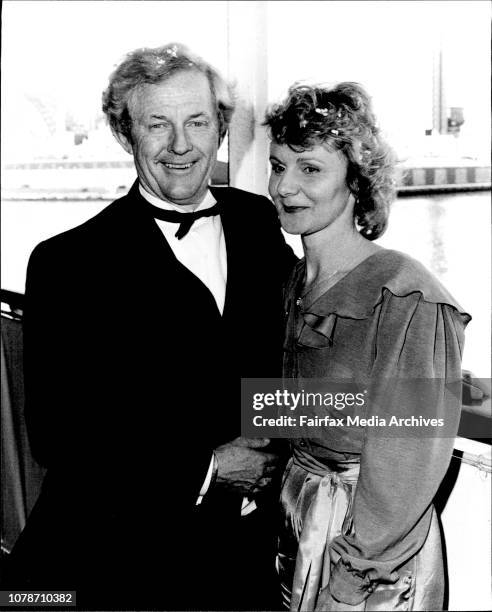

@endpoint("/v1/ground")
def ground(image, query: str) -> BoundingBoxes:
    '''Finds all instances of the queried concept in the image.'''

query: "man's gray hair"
[102,42,235,143]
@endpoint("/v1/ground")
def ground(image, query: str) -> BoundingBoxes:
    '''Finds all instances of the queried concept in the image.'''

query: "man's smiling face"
[119,70,219,210]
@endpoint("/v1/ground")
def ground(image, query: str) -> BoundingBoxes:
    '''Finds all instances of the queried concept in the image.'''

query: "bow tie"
[143,200,221,239]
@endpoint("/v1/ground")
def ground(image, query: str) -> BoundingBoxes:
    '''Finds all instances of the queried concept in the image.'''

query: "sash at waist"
[292,446,360,480]
[283,448,360,610]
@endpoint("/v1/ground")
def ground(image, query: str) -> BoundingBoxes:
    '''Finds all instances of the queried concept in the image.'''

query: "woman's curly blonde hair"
[264,82,397,239]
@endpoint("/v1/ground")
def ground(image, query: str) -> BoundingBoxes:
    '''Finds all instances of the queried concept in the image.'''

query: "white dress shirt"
[139,183,227,314]
[138,184,255,515]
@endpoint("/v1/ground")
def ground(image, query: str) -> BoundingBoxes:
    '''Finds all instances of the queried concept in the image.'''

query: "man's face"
[120,70,219,209]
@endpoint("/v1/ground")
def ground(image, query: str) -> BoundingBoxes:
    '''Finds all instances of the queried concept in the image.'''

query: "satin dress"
[278,249,470,611]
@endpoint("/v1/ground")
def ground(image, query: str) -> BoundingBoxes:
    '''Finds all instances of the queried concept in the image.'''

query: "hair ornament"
[155,58,166,66]
[315,107,329,116]
[330,129,339,136]
[166,45,179,57]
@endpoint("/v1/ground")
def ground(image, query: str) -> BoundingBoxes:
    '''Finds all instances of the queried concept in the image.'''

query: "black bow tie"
[143,200,221,239]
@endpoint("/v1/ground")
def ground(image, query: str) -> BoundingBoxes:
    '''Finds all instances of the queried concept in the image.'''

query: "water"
[2,192,490,375]
[381,192,490,377]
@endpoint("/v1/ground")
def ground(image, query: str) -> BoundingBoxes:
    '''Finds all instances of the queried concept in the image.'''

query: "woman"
[263,82,470,611]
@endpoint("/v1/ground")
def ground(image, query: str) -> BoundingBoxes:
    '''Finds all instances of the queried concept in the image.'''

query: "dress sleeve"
[328,290,469,605]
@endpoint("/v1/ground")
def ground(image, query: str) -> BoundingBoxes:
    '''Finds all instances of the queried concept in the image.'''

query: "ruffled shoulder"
[304,249,470,322]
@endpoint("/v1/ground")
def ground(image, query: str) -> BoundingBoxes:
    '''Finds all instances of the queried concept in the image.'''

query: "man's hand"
[214,437,280,496]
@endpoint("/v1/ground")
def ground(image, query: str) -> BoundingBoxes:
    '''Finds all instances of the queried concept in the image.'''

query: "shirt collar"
[138,183,216,213]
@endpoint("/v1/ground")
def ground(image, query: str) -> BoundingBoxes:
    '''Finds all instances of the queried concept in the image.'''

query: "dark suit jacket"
[5,182,296,609]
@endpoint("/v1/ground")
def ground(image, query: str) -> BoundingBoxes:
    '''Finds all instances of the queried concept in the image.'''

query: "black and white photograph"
[1,1,490,611]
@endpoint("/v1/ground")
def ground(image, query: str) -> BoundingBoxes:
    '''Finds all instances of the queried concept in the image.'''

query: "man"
[5,43,296,609]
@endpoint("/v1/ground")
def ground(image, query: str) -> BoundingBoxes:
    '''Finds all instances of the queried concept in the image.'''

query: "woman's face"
[268,141,355,236]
